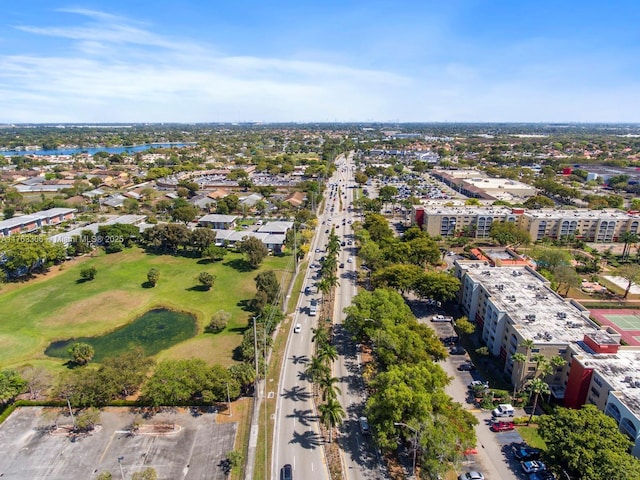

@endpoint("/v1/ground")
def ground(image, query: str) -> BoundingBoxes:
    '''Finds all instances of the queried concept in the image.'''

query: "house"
[257,221,293,235]
[190,194,217,210]
[102,194,127,209]
[212,229,286,253]
[198,214,238,230]
[0,208,76,237]
[284,191,306,208]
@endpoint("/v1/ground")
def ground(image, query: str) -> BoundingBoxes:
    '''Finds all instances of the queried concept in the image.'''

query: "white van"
[309,305,317,316]
[491,404,515,418]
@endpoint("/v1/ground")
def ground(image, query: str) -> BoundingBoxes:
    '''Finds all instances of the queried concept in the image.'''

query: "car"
[450,346,466,355]
[492,403,515,417]
[347,257,353,263]
[359,416,370,435]
[491,421,515,432]
[280,464,293,480]
[457,472,484,480]
[293,324,302,334]
[315,248,321,253]
[521,460,546,474]
[528,473,556,480]
[325,229,329,233]
[339,263,344,268]
[514,446,541,461]
[348,240,353,245]
[468,380,489,390]
[457,362,476,371]
[304,286,311,295]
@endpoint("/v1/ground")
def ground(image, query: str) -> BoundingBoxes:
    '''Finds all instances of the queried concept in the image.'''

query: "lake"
[0,142,197,157]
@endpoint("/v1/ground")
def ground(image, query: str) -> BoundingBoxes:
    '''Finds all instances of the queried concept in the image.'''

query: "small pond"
[45,308,198,362]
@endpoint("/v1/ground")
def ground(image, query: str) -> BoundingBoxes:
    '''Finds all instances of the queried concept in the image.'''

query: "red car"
[491,421,515,432]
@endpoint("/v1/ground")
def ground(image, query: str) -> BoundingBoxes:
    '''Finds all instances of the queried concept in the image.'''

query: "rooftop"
[525,208,639,220]
[460,263,599,344]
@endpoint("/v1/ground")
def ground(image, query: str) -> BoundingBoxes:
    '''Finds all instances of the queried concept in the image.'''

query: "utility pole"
[253,316,259,398]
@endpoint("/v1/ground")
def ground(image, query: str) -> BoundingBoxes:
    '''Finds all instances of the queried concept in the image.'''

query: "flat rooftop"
[460,263,599,344]
[524,208,639,220]
[580,348,640,414]
[419,206,513,216]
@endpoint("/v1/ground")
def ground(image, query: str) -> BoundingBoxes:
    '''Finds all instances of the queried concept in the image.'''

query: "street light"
[394,422,419,478]
[117,456,125,480]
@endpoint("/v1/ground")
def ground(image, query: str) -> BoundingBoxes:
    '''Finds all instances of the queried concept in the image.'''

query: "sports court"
[591,309,640,347]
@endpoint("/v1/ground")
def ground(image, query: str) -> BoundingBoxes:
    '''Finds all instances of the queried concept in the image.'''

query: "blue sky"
[1,1,639,123]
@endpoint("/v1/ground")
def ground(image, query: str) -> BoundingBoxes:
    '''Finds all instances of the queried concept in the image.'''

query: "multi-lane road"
[272,153,383,480]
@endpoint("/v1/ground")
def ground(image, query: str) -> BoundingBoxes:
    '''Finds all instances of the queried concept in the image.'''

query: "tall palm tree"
[311,327,330,347]
[319,397,345,443]
[511,352,527,397]
[620,231,639,261]
[305,356,330,384]
[318,344,339,366]
[319,374,342,401]
[317,278,331,307]
[527,378,550,424]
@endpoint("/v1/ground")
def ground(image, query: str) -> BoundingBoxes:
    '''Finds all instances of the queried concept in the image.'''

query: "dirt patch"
[41,290,141,328]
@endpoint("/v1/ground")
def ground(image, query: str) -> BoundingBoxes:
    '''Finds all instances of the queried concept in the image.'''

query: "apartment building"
[412,205,520,238]
[455,261,640,456]
[519,208,640,242]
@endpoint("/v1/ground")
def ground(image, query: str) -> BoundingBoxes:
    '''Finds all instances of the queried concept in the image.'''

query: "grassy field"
[0,246,293,369]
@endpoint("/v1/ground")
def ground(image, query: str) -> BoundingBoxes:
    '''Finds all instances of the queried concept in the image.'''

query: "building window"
[590,386,600,398]
[594,376,603,388]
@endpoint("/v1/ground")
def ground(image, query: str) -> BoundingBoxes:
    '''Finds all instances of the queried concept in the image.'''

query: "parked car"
[457,472,484,480]
[280,464,293,480]
[293,324,302,334]
[492,404,515,418]
[468,380,489,390]
[347,257,353,263]
[521,461,546,474]
[440,335,459,345]
[491,421,515,432]
[457,362,476,371]
[528,472,556,480]
[514,446,541,461]
[450,346,466,355]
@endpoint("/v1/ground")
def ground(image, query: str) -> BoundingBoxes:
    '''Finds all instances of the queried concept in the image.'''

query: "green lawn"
[0,247,293,369]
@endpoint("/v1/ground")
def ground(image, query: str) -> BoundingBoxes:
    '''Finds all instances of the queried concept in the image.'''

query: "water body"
[0,142,196,157]
[45,308,198,362]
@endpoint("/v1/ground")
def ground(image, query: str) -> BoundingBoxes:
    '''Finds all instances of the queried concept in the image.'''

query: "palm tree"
[311,327,330,347]
[620,231,639,261]
[319,397,345,443]
[305,356,330,384]
[511,352,527,397]
[527,378,550,424]
[324,274,340,302]
[317,278,331,307]
[531,353,548,378]
[319,374,342,401]
[318,344,338,366]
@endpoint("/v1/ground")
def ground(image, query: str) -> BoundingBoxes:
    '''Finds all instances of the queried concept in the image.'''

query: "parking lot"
[0,407,236,480]
[406,296,536,479]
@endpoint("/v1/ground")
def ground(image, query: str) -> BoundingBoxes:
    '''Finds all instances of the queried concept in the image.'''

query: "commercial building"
[432,170,536,201]
[454,260,640,456]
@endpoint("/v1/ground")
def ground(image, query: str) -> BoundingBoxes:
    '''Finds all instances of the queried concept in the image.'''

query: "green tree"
[69,342,95,365]
[206,310,231,333]
[617,264,640,299]
[146,268,160,287]
[254,270,280,304]
[412,272,460,302]
[131,468,158,480]
[526,377,549,423]
[74,407,100,432]
[318,374,342,401]
[530,246,572,270]
[99,347,155,397]
[190,228,217,255]
[197,271,216,290]
[171,205,198,224]
[489,221,531,246]
[202,244,227,262]
[142,359,211,405]
[372,264,423,293]
[620,231,640,261]
[305,355,330,384]
[551,265,581,296]
[522,195,555,209]
[239,236,269,269]
[3,206,15,219]
[96,472,112,480]
[319,397,346,443]
[0,370,26,404]
[538,405,640,480]
[455,316,475,335]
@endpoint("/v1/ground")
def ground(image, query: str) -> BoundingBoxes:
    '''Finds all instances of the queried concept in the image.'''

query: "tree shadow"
[141,281,155,289]
[288,429,323,450]
[290,355,309,365]
[223,258,254,272]
[186,285,210,292]
[75,278,91,284]
[236,299,255,312]
[197,258,215,265]
[281,385,312,402]
[286,408,317,427]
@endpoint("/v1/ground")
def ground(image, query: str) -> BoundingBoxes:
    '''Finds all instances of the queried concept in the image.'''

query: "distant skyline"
[1,1,639,123]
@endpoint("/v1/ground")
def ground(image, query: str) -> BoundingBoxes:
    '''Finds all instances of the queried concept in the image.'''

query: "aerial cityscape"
[1,2,640,480]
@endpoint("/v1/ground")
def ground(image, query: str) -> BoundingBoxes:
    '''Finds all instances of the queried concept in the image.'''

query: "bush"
[79,266,97,281]
[206,310,231,333]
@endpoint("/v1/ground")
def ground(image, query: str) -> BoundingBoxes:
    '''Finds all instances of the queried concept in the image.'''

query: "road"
[331,154,386,480]
[272,154,349,480]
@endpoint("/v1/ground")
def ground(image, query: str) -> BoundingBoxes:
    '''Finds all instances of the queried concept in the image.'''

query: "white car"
[294,324,302,333]
[347,257,353,263]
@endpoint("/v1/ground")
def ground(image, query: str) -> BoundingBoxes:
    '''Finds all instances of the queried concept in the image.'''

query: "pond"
[45,308,198,362]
